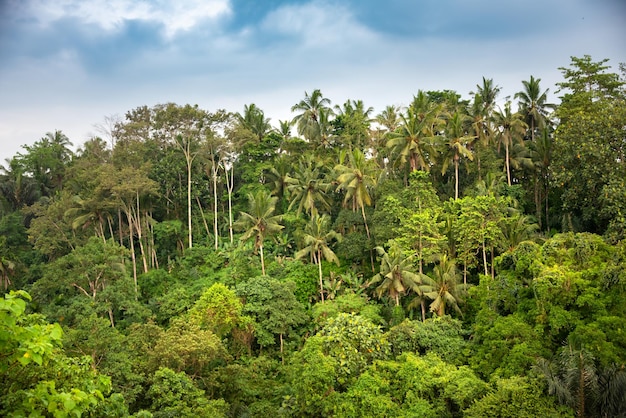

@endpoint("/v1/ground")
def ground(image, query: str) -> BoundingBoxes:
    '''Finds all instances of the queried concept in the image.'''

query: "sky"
[0,0,625,162]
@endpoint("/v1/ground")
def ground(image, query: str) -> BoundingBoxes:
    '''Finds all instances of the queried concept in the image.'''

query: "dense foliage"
[1,56,625,417]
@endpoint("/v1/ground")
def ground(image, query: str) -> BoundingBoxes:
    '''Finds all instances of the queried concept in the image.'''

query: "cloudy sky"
[0,0,624,162]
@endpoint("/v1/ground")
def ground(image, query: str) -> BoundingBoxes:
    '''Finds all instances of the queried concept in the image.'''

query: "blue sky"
[1,0,624,162]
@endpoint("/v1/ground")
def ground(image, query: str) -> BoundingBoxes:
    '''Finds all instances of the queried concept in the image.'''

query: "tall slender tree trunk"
[107,215,114,242]
[118,208,124,246]
[318,249,325,303]
[505,141,512,186]
[260,243,265,276]
[360,204,370,239]
[125,208,138,299]
[463,261,467,285]
[544,174,550,233]
[212,163,219,249]
[196,196,210,238]
[107,303,115,328]
[454,155,459,200]
[98,219,106,244]
[534,173,542,230]
[134,193,148,274]
[226,165,234,244]
[187,158,193,249]
[482,238,488,276]
[490,244,495,279]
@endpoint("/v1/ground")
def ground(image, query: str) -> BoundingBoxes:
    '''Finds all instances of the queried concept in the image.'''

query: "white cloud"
[23,0,231,37]
[261,1,377,48]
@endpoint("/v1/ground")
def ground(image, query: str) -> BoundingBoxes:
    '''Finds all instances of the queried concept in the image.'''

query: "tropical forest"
[1,55,625,417]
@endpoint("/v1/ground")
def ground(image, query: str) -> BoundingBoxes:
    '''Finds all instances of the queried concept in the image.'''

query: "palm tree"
[238,103,271,141]
[44,130,74,192]
[0,247,15,290]
[291,89,333,144]
[387,91,445,173]
[423,254,467,317]
[368,242,423,307]
[441,111,475,199]
[316,107,335,149]
[467,95,494,181]
[471,77,501,116]
[266,155,296,211]
[235,189,284,276]
[537,346,598,418]
[333,99,374,150]
[529,128,554,231]
[493,101,528,186]
[274,120,293,153]
[375,105,401,132]
[499,214,539,251]
[0,159,40,211]
[514,76,555,142]
[287,155,332,217]
[295,214,342,303]
[334,149,378,238]
[65,194,115,243]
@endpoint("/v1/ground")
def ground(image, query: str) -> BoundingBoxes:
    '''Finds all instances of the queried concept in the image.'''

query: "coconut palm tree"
[291,89,333,144]
[237,103,272,141]
[334,149,378,238]
[514,76,555,142]
[0,159,40,211]
[467,94,495,181]
[235,189,284,276]
[499,214,539,251]
[266,155,296,212]
[287,155,332,217]
[295,214,342,303]
[440,111,475,199]
[493,101,528,186]
[529,128,554,231]
[369,242,423,307]
[471,77,501,116]
[375,105,401,132]
[0,241,15,290]
[65,194,116,243]
[423,254,467,317]
[333,99,374,150]
[387,91,445,173]
[538,345,626,418]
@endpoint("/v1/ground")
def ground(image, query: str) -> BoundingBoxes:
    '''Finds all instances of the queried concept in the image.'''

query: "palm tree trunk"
[544,174,550,233]
[318,249,325,303]
[463,261,467,285]
[534,173,542,230]
[454,156,459,200]
[482,238,488,276]
[490,244,495,279]
[260,243,266,276]
[505,141,512,186]
[360,203,370,239]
